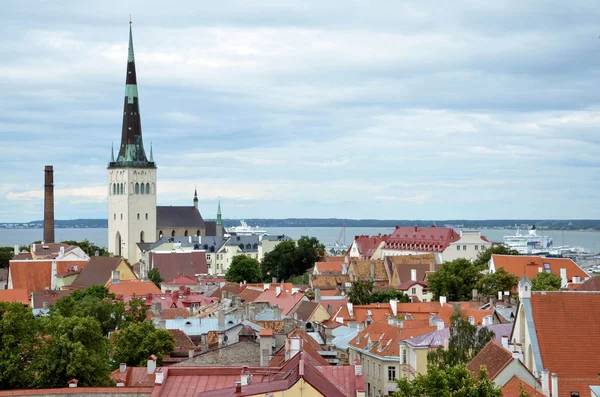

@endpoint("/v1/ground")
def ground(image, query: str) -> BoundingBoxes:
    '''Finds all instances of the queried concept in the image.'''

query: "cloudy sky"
[1,0,600,222]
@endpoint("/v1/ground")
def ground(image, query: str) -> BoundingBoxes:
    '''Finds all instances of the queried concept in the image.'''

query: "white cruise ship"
[226,220,268,236]
[503,226,553,254]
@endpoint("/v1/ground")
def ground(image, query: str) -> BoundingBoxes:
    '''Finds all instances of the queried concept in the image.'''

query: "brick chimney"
[43,165,55,243]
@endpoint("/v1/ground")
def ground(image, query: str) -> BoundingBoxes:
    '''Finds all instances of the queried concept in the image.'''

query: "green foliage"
[473,245,520,269]
[70,285,114,300]
[427,306,495,368]
[31,315,113,388]
[60,239,109,257]
[477,268,519,297]
[148,267,163,288]
[124,297,149,324]
[427,258,482,302]
[348,279,374,305]
[394,364,502,397]
[0,250,12,269]
[261,237,325,281]
[226,255,262,283]
[288,273,309,285]
[261,240,298,281]
[371,288,411,303]
[296,236,325,275]
[0,302,37,389]
[111,321,174,368]
[531,272,563,291]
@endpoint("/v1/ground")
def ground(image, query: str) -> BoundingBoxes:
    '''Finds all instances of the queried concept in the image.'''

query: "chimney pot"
[501,336,508,349]
[551,373,558,397]
[119,363,126,373]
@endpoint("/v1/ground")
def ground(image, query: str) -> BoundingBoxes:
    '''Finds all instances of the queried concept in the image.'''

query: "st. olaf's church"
[107,23,224,262]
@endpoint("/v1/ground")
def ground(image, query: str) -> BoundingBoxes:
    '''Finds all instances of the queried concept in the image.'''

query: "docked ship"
[226,220,268,236]
[503,226,553,254]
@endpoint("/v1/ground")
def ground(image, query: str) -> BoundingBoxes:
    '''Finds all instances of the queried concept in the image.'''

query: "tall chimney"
[43,165,55,243]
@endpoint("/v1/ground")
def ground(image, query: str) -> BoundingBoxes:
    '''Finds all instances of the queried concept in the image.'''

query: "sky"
[1,0,600,222]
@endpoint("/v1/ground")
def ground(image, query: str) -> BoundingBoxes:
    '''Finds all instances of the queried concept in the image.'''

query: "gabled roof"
[467,339,514,380]
[108,280,161,297]
[110,367,155,387]
[396,280,429,291]
[157,206,204,229]
[334,302,394,325]
[9,259,89,295]
[529,291,600,396]
[349,259,388,280]
[162,275,199,286]
[70,256,122,290]
[349,320,435,358]
[31,289,71,308]
[502,375,547,397]
[150,251,207,280]
[31,243,84,259]
[0,288,29,305]
[311,274,349,289]
[575,276,600,291]
[168,329,196,350]
[254,286,305,315]
[351,235,389,259]
[384,226,460,252]
[491,255,588,283]
[314,261,344,274]
[290,301,323,322]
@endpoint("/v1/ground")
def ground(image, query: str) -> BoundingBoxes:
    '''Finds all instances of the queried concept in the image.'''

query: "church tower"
[108,22,157,261]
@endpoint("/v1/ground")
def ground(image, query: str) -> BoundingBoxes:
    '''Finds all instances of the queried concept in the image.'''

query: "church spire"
[193,187,198,209]
[216,198,222,225]
[110,142,115,162]
[110,20,154,169]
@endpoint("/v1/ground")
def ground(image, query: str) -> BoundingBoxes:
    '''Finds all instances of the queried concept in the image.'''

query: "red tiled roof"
[334,302,393,325]
[349,320,435,357]
[502,375,547,397]
[438,302,494,326]
[491,255,588,283]
[576,276,600,291]
[325,255,346,262]
[168,329,196,350]
[150,251,208,280]
[9,259,89,295]
[316,365,358,396]
[314,261,344,274]
[384,226,460,252]
[530,292,600,396]
[352,235,389,259]
[396,280,429,291]
[311,274,349,289]
[467,339,513,380]
[254,286,305,315]
[349,259,388,280]
[110,367,155,387]
[0,288,29,305]
[162,275,198,286]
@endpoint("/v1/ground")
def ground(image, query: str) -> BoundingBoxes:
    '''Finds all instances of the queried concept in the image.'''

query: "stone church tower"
[108,23,157,260]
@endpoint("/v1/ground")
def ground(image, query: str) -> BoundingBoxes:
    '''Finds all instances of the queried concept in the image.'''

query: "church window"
[120,183,124,195]
[146,183,150,194]
[184,230,188,237]
[140,184,145,195]
[112,184,115,195]
[137,213,140,220]
[171,230,175,237]
[114,214,116,220]
[246,244,251,250]
[159,231,163,238]
[197,230,201,237]
[121,214,123,220]
[140,231,145,243]
[145,213,148,220]
[135,183,139,194]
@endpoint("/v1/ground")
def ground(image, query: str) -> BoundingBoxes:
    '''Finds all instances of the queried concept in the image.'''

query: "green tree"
[427,258,482,301]
[295,236,325,275]
[427,306,495,368]
[348,279,374,305]
[261,240,297,281]
[70,284,114,300]
[531,272,562,291]
[111,321,174,368]
[148,267,163,289]
[225,255,262,283]
[124,297,149,325]
[394,364,502,397]
[32,315,112,388]
[476,268,519,297]
[473,245,520,269]
[0,302,37,389]
[0,247,14,268]
[371,288,411,304]
[60,239,109,257]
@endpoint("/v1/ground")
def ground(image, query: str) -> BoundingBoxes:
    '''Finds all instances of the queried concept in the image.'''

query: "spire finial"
[149,142,154,162]
[111,142,115,162]
[129,15,132,25]
[194,186,198,197]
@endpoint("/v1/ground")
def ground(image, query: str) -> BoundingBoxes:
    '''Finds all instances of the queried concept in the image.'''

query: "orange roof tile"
[311,274,349,289]
[437,303,494,326]
[162,275,199,285]
[314,262,344,274]
[492,255,588,283]
[8,259,88,295]
[349,320,435,357]
[0,288,29,305]
[254,286,305,315]
[108,280,162,297]
[530,292,600,396]
[467,340,513,380]
[502,375,547,397]
[385,226,460,252]
[349,259,388,280]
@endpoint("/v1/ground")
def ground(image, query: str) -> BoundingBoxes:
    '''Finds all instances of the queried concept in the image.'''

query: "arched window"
[114,214,116,220]
[120,214,123,220]
[246,244,251,250]
[146,183,150,194]
[137,213,140,220]
[171,230,176,237]
[159,231,163,238]
[184,230,189,237]
[140,231,145,243]
[120,183,124,195]
[112,184,115,195]
[140,183,145,195]
[196,230,201,237]
[135,183,139,194]
[145,213,148,220]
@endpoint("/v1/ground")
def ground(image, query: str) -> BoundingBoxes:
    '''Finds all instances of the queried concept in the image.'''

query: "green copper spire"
[128,19,135,63]
[110,142,115,162]
[149,142,154,162]
[216,198,222,225]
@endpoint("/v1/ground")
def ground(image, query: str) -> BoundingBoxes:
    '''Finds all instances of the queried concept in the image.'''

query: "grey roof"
[149,235,226,253]
[307,331,324,345]
[331,326,358,350]
[136,242,152,252]
[226,235,260,252]
[157,206,205,229]
[254,309,287,321]
[261,235,292,242]
[165,315,238,336]
[405,322,514,349]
